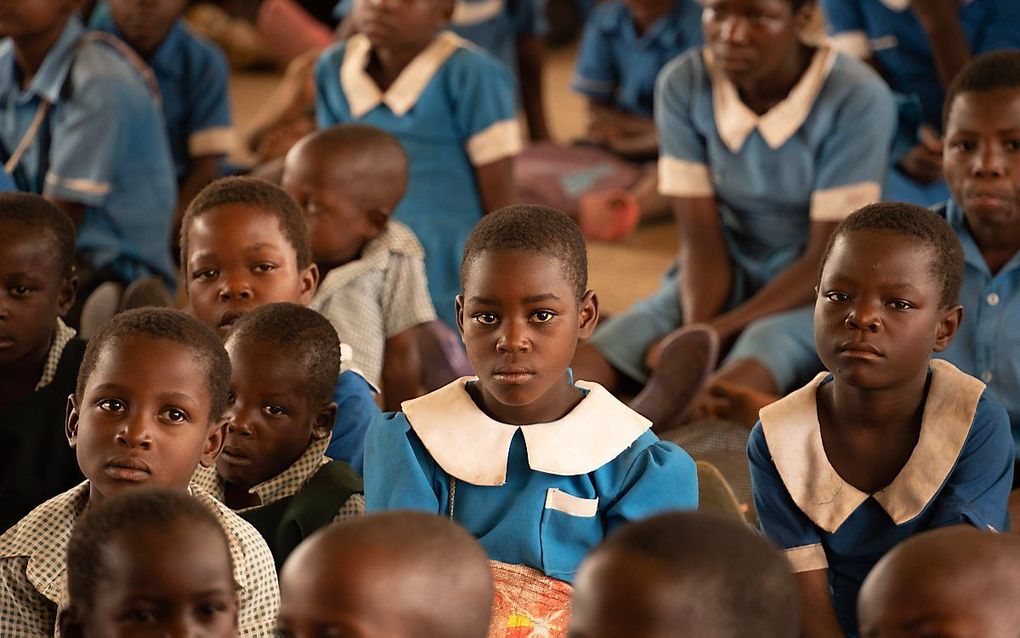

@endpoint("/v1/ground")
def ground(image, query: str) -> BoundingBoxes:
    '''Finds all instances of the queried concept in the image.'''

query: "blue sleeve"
[571,6,617,103]
[314,46,345,129]
[976,1,1020,53]
[819,0,865,35]
[363,411,445,514]
[324,371,381,475]
[655,52,708,166]
[928,394,1015,531]
[185,41,233,157]
[446,50,519,149]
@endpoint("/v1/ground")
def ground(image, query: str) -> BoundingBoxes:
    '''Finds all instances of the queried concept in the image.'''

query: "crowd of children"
[0,0,1019,636]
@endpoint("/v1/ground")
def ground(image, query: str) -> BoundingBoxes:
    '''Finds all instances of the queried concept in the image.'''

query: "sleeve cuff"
[810,182,881,221]
[44,172,111,206]
[467,119,523,166]
[784,544,828,572]
[658,156,714,198]
[827,31,872,59]
[189,127,235,157]
[571,73,614,99]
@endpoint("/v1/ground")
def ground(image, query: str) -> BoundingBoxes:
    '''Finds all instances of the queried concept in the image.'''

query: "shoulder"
[443,35,515,84]
[657,47,707,92]
[176,23,230,75]
[377,221,426,258]
[587,2,629,33]
[315,40,349,76]
[823,50,893,104]
[968,391,1013,443]
[67,38,156,109]
[193,487,276,572]
[0,482,87,559]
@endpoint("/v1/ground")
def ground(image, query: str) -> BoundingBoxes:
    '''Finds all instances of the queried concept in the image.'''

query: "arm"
[382,328,423,411]
[603,435,698,531]
[516,35,549,141]
[363,412,443,513]
[474,157,516,213]
[673,196,732,325]
[796,570,846,638]
[910,0,971,90]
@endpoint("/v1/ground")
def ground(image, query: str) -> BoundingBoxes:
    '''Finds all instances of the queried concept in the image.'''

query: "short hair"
[461,205,589,300]
[75,308,231,421]
[66,487,230,607]
[227,303,341,407]
[943,50,1020,129]
[819,202,964,307]
[180,176,311,270]
[0,192,76,277]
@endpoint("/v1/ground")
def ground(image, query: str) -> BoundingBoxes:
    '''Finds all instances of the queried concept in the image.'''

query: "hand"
[898,130,944,184]
[690,378,779,428]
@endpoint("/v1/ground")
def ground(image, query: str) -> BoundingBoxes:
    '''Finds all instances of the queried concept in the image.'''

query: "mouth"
[491,367,537,385]
[839,341,883,360]
[966,191,1009,207]
[219,445,253,466]
[217,310,246,333]
[103,457,152,482]
[0,336,14,348]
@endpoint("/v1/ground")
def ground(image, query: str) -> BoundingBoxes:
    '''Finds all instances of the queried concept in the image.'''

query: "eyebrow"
[189,243,280,262]
[468,293,562,304]
[89,385,197,405]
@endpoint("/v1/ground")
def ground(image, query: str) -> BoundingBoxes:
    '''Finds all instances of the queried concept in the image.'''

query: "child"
[315,0,521,327]
[570,511,798,637]
[58,487,239,637]
[277,511,492,638]
[181,176,380,474]
[0,0,178,296]
[364,205,698,583]
[0,308,278,636]
[91,0,234,231]
[282,125,436,408]
[748,203,1015,636]
[858,527,1020,637]
[0,193,84,532]
[192,303,364,569]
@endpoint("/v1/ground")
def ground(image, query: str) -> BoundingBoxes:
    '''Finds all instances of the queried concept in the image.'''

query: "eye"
[253,263,277,274]
[161,407,190,423]
[98,398,126,412]
[193,269,218,281]
[531,310,556,323]
[263,404,286,417]
[889,299,914,311]
[473,312,498,325]
[121,608,159,623]
[1005,139,1020,151]
[9,285,33,298]
[949,139,976,152]
[825,291,850,303]
[197,601,229,619]
[226,391,236,406]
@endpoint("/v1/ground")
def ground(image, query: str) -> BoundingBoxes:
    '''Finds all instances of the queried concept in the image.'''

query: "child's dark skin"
[456,250,598,425]
[59,521,238,638]
[217,338,335,510]
[0,223,76,407]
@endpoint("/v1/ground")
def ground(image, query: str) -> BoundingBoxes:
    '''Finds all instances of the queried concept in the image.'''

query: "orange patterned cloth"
[488,561,573,638]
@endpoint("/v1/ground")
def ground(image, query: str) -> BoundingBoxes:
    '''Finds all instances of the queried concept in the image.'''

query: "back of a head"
[0,191,76,278]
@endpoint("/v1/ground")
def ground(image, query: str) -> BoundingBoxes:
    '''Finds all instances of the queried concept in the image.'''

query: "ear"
[58,274,78,317]
[455,295,466,338]
[577,290,599,340]
[793,0,816,32]
[65,394,80,448]
[311,402,337,441]
[298,262,320,305]
[200,418,228,468]
[932,304,964,353]
[437,0,455,23]
[364,208,389,240]
[57,606,85,638]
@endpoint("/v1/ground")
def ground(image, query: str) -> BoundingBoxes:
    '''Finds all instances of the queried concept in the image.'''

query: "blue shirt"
[325,370,381,476]
[0,16,176,284]
[572,1,702,117]
[749,361,1014,635]
[364,378,698,581]
[315,32,521,327]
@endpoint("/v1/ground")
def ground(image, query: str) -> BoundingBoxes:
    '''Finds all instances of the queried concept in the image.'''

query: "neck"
[12,16,71,89]
[471,373,584,425]
[223,480,261,510]
[827,369,930,432]
[738,42,813,115]
[370,37,434,89]
[969,220,1020,275]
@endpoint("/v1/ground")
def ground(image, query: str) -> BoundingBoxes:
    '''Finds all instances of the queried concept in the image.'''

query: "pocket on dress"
[539,489,602,581]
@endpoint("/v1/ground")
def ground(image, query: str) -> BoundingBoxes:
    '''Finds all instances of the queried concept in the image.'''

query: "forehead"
[226,337,313,388]
[946,88,1020,133]
[90,336,212,395]
[703,0,794,13]
[824,230,936,278]
[463,250,576,297]
[187,204,291,253]
[98,522,233,590]
[0,223,61,274]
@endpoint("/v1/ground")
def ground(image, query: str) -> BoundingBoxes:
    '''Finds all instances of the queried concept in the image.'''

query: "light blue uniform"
[0,16,177,285]
[326,370,381,476]
[364,378,698,582]
[750,361,1014,636]
[588,47,895,383]
[315,32,521,327]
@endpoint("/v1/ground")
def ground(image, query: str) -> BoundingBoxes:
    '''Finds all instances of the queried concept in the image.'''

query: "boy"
[749,203,1014,635]
[0,0,178,296]
[0,308,279,636]
[181,176,380,473]
[570,512,798,637]
[316,0,521,327]
[59,487,239,637]
[858,527,1020,637]
[0,193,83,532]
[282,125,436,409]
[192,303,364,569]
[277,511,493,638]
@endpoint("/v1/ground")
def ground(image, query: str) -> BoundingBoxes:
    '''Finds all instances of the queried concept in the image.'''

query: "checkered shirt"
[0,482,280,637]
[192,435,364,522]
[35,319,76,391]
[310,221,437,388]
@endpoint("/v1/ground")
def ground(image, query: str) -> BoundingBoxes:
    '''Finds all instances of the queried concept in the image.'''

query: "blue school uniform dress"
[587,47,895,383]
[749,360,1014,636]
[571,0,702,118]
[91,11,234,182]
[0,16,177,285]
[326,369,381,475]
[315,32,522,327]
[364,377,698,582]
[820,0,1020,206]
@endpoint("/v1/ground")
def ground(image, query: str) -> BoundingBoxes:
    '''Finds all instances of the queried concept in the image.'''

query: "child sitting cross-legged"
[749,203,1015,636]
[193,302,364,570]
[58,487,239,638]
[0,308,279,636]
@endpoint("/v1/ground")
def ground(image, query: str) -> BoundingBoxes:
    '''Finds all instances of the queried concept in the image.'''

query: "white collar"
[759,359,985,533]
[341,31,466,118]
[402,377,651,485]
[705,46,835,153]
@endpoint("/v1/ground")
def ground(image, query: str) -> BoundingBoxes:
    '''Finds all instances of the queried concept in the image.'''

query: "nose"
[718,14,750,44]
[217,273,253,302]
[971,143,1006,179]
[845,300,881,332]
[226,409,254,438]
[496,318,531,354]
[115,414,153,450]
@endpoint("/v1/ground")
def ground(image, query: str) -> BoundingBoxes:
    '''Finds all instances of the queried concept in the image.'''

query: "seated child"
[365,205,698,583]
[0,308,278,636]
[748,202,1015,636]
[181,176,380,473]
[571,511,798,637]
[277,511,492,638]
[315,0,521,327]
[0,0,178,296]
[91,0,234,230]
[192,302,364,569]
[58,487,239,637]
[857,527,1020,637]
[0,193,84,532]
[282,125,437,409]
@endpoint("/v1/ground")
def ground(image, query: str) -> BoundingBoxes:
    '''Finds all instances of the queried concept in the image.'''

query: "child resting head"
[858,527,1020,637]
[277,511,492,638]
[571,511,798,638]
[59,486,238,638]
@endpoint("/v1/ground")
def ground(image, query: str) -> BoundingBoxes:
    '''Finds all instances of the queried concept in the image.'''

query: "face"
[353,0,453,51]
[814,232,960,391]
[702,0,808,84]
[185,204,318,339]
[456,251,598,425]
[624,0,677,32]
[67,337,226,503]
[217,338,332,490]
[0,224,75,369]
[66,523,238,638]
[107,0,187,57]
[0,0,74,39]
[943,88,1020,249]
